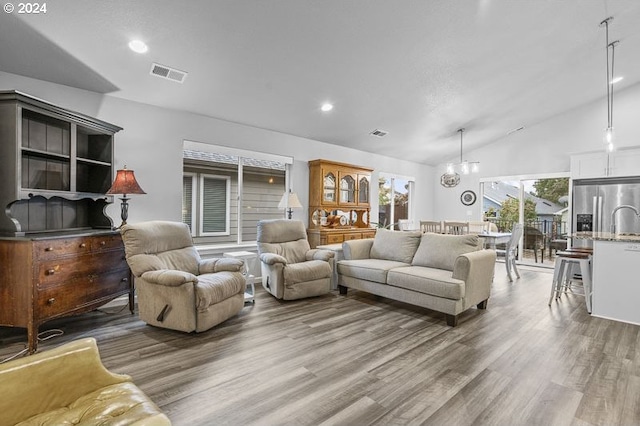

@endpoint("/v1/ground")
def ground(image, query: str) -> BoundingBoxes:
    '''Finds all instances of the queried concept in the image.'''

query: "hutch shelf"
[0,91,131,353]
[307,159,376,248]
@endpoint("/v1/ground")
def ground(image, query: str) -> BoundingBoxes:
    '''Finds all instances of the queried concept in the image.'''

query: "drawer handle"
[47,298,55,305]
[44,247,54,252]
[100,241,106,246]
[80,243,87,248]
[121,277,128,282]
[47,269,56,275]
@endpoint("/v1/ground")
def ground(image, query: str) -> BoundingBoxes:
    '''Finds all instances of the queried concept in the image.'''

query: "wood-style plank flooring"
[2,264,640,425]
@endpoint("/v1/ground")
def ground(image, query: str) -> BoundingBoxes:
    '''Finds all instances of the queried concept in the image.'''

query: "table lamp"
[106,165,146,228]
[278,190,302,219]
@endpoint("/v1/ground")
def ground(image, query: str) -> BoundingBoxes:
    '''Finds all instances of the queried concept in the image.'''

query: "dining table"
[477,232,512,249]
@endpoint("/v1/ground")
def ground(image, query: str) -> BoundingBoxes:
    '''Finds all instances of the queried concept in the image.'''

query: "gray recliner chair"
[120,220,246,333]
[257,219,334,300]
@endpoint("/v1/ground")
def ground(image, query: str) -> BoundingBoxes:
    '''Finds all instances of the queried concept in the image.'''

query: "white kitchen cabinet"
[571,147,640,179]
[592,240,640,325]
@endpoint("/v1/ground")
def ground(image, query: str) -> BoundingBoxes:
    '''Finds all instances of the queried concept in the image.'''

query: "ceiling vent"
[150,63,188,83]
[369,129,388,138]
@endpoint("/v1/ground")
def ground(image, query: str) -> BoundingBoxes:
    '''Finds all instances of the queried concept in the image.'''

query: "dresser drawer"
[344,233,360,241]
[37,251,127,288]
[36,269,131,319]
[34,237,93,261]
[361,230,376,239]
[91,234,124,252]
[326,234,344,244]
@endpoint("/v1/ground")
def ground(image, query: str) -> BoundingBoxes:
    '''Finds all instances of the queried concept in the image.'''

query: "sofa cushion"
[411,233,479,271]
[370,229,422,263]
[338,259,409,284]
[283,260,332,285]
[387,266,465,300]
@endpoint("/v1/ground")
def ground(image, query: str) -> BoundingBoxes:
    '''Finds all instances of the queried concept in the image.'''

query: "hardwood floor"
[2,264,639,425]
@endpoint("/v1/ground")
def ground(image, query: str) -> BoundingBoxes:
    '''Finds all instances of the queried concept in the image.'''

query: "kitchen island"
[573,232,640,325]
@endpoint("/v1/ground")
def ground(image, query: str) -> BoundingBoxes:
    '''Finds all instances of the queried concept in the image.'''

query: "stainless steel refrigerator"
[572,177,640,247]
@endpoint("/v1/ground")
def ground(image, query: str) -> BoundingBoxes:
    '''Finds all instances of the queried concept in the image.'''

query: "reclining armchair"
[257,219,334,300]
[121,221,246,333]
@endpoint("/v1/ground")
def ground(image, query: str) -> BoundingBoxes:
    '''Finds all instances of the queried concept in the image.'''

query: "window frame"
[182,172,197,235]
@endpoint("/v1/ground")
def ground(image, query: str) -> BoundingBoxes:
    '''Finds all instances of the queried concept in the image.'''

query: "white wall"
[432,82,640,221]
[0,71,434,229]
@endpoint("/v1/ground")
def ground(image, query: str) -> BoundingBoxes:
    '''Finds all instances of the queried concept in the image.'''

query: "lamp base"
[115,196,130,229]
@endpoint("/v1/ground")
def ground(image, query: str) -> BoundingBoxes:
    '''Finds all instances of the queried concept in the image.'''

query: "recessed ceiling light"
[610,76,624,84]
[128,40,148,54]
[320,103,333,112]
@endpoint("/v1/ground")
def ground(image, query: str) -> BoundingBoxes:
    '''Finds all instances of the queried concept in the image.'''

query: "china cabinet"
[0,91,131,353]
[307,159,375,248]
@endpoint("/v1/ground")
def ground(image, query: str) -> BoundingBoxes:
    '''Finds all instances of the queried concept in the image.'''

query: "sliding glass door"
[482,175,569,268]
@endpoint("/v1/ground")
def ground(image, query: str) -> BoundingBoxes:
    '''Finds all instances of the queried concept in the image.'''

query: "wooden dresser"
[0,91,129,353]
[307,159,376,248]
[0,232,132,353]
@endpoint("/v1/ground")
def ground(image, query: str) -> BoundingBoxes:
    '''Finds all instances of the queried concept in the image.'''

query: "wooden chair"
[420,220,442,233]
[443,221,469,235]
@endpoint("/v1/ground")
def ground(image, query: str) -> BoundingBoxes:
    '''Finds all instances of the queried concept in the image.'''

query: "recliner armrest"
[305,249,335,262]
[199,258,244,274]
[141,269,198,286]
[260,253,287,265]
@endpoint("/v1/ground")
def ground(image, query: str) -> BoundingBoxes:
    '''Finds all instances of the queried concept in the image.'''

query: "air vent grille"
[150,63,188,83]
[370,129,388,137]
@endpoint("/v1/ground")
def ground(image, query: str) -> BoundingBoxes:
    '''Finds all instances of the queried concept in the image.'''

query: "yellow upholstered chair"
[0,338,170,425]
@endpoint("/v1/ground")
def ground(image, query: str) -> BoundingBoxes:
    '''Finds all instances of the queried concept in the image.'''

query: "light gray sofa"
[337,229,496,326]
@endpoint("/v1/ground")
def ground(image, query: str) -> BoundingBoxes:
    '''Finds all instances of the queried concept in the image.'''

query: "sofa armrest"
[260,253,288,265]
[342,238,374,260]
[141,269,198,286]
[199,257,244,274]
[452,249,497,306]
[305,249,335,262]
[0,338,130,425]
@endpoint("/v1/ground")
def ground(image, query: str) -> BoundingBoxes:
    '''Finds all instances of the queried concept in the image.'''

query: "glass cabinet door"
[323,172,336,203]
[358,175,369,205]
[340,174,356,204]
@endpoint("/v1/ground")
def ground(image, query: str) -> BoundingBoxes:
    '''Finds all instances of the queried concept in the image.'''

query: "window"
[182,142,291,245]
[378,173,414,229]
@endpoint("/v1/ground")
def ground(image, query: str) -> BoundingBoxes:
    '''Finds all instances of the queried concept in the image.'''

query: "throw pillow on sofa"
[370,228,422,263]
[412,233,480,271]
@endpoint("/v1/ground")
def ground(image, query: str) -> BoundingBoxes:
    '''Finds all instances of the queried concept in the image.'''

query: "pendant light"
[441,128,479,187]
[600,17,619,153]
[445,128,479,175]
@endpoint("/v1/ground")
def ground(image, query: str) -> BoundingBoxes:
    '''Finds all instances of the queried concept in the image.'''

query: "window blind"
[202,177,227,233]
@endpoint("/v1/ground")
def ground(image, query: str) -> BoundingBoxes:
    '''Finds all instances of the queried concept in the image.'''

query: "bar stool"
[548,250,592,313]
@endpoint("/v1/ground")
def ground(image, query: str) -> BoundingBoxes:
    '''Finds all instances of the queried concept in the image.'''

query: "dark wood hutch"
[0,91,132,353]
[307,159,376,248]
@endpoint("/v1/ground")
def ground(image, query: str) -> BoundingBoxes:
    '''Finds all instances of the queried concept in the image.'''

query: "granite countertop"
[572,232,640,242]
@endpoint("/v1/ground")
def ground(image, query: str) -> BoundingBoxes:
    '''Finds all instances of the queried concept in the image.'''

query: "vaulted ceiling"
[2,0,639,165]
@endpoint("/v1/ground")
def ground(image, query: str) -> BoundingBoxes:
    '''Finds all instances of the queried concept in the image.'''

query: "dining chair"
[443,221,469,235]
[495,223,524,282]
[419,220,442,233]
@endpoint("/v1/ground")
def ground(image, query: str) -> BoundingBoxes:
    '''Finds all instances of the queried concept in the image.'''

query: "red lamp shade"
[106,168,146,195]
[106,166,146,228]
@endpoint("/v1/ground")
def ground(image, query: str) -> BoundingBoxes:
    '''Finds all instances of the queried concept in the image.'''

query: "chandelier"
[600,17,619,153]
[446,128,479,175]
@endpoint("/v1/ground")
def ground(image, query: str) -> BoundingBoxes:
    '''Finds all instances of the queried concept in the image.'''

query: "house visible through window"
[182,142,291,245]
